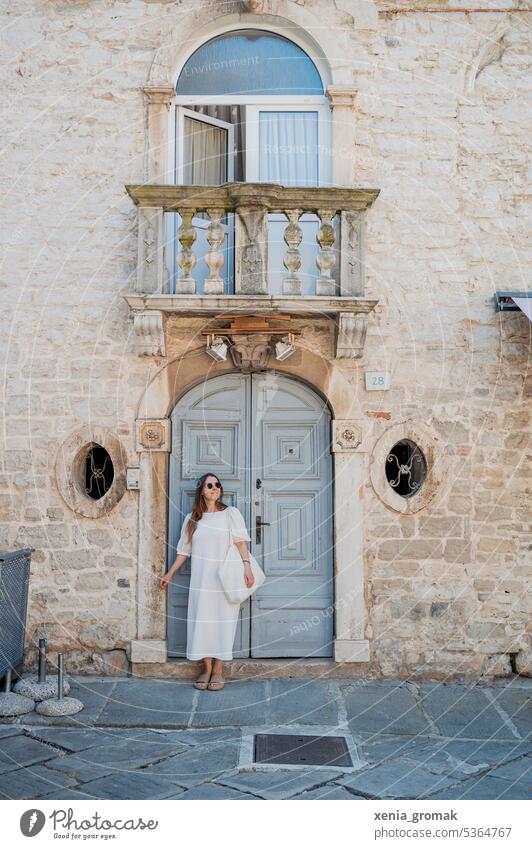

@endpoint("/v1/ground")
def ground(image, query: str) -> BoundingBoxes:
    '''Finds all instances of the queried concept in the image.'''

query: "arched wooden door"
[167,372,334,658]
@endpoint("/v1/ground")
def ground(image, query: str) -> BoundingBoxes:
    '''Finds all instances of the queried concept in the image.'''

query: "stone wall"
[0,0,530,679]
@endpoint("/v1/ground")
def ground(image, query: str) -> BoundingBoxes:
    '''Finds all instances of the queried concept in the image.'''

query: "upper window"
[176,29,324,96]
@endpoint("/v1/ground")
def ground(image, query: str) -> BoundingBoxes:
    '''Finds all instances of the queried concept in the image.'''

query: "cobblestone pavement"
[0,677,530,800]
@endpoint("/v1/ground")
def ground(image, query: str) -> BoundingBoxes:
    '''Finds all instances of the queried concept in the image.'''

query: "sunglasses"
[204,481,221,489]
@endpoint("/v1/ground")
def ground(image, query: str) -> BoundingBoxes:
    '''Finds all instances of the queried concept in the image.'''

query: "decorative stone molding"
[332,420,363,452]
[54,426,128,518]
[335,313,368,358]
[131,310,166,356]
[134,207,165,294]
[370,420,447,514]
[135,419,171,453]
[229,333,272,372]
[326,84,358,109]
[340,211,365,296]
[142,85,175,107]
[464,26,509,97]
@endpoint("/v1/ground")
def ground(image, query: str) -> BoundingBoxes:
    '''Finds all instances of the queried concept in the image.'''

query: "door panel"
[167,372,333,659]
[250,373,334,658]
[168,374,251,657]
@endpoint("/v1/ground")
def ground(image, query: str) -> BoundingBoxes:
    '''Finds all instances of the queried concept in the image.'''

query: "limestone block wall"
[0,0,530,679]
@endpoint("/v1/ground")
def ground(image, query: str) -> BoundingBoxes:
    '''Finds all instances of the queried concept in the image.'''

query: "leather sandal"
[194,671,211,690]
[207,673,225,691]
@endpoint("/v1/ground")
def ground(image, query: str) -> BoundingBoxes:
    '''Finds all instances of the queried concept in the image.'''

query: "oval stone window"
[385,439,427,498]
[84,443,114,500]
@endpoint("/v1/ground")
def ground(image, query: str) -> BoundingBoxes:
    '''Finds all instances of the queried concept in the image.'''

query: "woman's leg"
[208,658,225,690]
[193,656,213,689]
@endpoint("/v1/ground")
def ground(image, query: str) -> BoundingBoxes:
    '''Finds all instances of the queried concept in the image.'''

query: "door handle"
[255,516,270,545]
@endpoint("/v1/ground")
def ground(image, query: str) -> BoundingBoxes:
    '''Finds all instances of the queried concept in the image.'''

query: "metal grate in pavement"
[254,732,353,767]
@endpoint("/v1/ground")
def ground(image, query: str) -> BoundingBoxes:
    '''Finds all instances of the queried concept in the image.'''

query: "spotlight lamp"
[205,335,228,362]
[275,333,296,361]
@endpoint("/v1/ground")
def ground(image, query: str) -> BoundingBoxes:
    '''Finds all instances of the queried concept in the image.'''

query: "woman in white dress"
[160,473,254,691]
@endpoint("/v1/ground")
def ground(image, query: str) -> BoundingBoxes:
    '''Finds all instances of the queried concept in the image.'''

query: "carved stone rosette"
[135,419,171,453]
[332,420,363,453]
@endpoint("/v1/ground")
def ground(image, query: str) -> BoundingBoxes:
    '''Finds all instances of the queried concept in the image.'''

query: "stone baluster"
[282,209,303,296]
[204,207,225,295]
[175,209,197,294]
[316,209,336,296]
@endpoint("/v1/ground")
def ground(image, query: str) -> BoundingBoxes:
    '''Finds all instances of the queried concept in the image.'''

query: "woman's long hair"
[186,472,228,543]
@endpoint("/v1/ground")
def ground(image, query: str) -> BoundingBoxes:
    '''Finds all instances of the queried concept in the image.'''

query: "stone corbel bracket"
[335,312,368,358]
[131,310,166,356]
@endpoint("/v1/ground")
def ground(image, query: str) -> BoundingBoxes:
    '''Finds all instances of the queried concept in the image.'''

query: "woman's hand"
[159,573,172,589]
[244,565,254,588]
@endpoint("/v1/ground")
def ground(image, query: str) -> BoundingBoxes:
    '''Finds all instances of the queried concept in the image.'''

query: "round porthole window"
[385,439,427,498]
[84,443,114,500]
[55,426,128,517]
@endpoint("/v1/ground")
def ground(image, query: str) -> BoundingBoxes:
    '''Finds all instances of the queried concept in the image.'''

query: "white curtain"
[259,111,318,185]
[183,117,226,185]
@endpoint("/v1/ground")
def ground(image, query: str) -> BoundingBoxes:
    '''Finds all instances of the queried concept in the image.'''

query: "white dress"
[175,505,251,661]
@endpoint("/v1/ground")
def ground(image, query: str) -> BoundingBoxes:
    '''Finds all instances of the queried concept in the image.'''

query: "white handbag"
[218,543,266,605]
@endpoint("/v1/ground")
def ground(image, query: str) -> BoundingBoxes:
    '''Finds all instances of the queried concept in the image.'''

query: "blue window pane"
[176,30,324,96]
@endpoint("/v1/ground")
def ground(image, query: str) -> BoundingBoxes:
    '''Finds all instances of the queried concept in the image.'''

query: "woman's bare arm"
[159,553,189,588]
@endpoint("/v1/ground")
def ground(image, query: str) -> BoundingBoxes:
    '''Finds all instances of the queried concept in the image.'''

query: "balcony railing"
[124,182,380,358]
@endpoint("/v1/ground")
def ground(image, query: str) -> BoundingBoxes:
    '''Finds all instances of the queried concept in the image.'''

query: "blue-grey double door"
[167,372,334,658]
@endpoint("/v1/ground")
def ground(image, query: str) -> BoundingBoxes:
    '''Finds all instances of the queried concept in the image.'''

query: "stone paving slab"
[292,784,365,800]
[399,738,532,779]
[427,775,530,800]
[55,740,184,771]
[341,682,432,736]
[24,727,146,752]
[42,754,125,783]
[166,782,258,800]
[0,764,79,800]
[0,680,117,727]
[39,788,101,800]
[95,679,196,727]
[419,685,521,740]
[268,679,339,726]
[0,727,23,739]
[0,734,64,773]
[79,772,187,800]
[486,757,532,784]
[168,727,241,746]
[193,682,268,727]
[336,757,459,799]
[138,741,241,788]
[216,767,343,800]
[487,689,532,740]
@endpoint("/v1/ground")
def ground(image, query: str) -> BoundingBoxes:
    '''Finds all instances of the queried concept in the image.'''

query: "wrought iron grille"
[385,439,427,498]
[0,548,33,682]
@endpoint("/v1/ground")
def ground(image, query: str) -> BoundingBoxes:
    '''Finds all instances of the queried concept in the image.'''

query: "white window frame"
[166,90,332,292]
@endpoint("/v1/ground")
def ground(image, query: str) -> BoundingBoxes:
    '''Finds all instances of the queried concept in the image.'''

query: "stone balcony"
[123,182,380,360]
